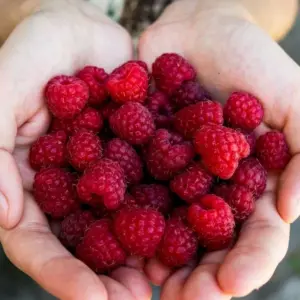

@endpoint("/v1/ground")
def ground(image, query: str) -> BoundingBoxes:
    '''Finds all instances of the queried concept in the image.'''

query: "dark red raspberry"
[101,101,121,120]
[77,159,126,210]
[194,125,250,179]
[146,129,194,180]
[104,138,143,185]
[231,157,267,199]
[50,118,74,135]
[106,62,148,104]
[29,131,67,170]
[256,131,290,170]
[240,130,256,155]
[45,75,89,119]
[158,217,198,267]
[76,66,108,107]
[174,101,223,139]
[33,168,79,218]
[170,163,213,203]
[224,91,264,131]
[120,193,139,209]
[109,102,155,145]
[76,219,126,273]
[152,53,196,95]
[187,194,235,250]
[171,206,189,222]
[172,81,211,109]
[67,131,102,171]
[59,210,95,248]
[113,208,165,257]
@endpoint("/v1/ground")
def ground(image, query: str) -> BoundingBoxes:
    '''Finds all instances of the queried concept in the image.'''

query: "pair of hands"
[0,0,299,299]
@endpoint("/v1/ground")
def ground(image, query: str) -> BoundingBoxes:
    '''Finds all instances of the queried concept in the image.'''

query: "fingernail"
[0,191,8,228]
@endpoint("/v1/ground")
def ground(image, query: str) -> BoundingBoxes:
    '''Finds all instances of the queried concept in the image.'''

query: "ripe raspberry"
[59,210,95,248]
[101,101,120,120]
[224,91,264,131]
[50,118,74,135]
[172,81,211,109]
[240,130,256,155]
[104,138,143,185]
[77,158,125,210]
[146,129,194,180]
[67,131,102,171]
[232,157,267,199]
[194,125,250,179]
[130,184,172,214]
[109,103,155,145]
[33,168,78,218]
[256,131,290,170]
[120,193,139,209]
[187,194,235,250]
[76,219,126,273]
[76,66,108,106]
[146,91,175,128]
[174,101,223,139]
[152,53,196,95]
[45,75,89,119]
[127,60,149,73]
[106,62,148,104]
[158,217,198,267]
[113,208,165,257]
[29,131,67,170]
[170,163,213,203]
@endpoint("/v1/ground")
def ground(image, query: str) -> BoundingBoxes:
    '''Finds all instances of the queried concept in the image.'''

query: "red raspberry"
[101,101,121,120]
[45,75,89,119]
[224,91,264,131]
[174,101,223,139]
[76,219,126,273]
[240,130,256,155]
[187,194,235,250]
[146,91,175,128]
[67,131,102,171]
[194,125,250,179]
[127,60,149,73]
[106,62,148,104]
[152,53,196,95]
[170,163,213,203]
[109,102,155,145]
[104,138,143,185]
[256,131,290,170]
[172,81,211,109]
[146,129,194,180]
[232,157,267,199]
[33,168,79,218]
[130,184,172,214]
[120,193,139,209]
[76,66,108,107]
[29,131,67,170]
[50,118,74,135]
[77,158,126,210]
[158,217,198,267]
[59,210,95,248]
[113,208,165,257]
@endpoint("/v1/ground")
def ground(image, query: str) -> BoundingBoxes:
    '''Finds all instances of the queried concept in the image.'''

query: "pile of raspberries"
[29,53,291,273]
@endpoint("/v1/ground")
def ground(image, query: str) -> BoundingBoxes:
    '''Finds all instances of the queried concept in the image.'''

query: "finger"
[144,257,172,286]
[218,192,290,297]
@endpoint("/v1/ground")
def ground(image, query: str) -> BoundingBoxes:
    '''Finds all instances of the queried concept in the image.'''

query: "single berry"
[120,193,139,209]
[240,130,256,155]
[50,118,74,135]
[127,60,149,73]
[101,101,120,120]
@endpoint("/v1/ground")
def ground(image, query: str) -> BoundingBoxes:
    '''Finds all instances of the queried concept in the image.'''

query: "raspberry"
[77,158,126,210]
[45,75,89,119]
[50,118,74,135]
[240,130,256,155]
[76,66,108,106]
[130,184,172,214]
[29,131,67,170]
[120,193,139,209]
[59,210,95,248]
[104,138,143,185]
[158,217,198,267]
[146,129,194,180]
[170,163,213,203]
[67,131,102,171]
[152,53,196,95]
[174,101,223,139]
[106,62,148,104]
[33,168,79,218]
[172,81,211,109]
[224,91,264,131]
[113,208,165,257]
[171,206,189,222]
[256,131,290,170]
[76,219,126,273]
[101,101,120,120]
[231,157,267,199]
[194,125,250,179]
[187,194,235,250]
[109,102,155,145]
[127,60,149,73]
